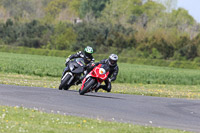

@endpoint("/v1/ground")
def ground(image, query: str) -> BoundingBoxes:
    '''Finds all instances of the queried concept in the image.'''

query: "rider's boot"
[95,87,100,92]
[95,85,104,92]
[98,85,111,92]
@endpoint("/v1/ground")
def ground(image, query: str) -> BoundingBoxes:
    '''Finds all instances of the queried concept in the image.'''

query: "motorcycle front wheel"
[79,78,95,95]
[59,74,71,90]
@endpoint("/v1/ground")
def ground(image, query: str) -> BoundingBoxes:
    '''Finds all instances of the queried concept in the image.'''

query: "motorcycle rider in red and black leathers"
[88,54,119,92]
[62,46,95,81]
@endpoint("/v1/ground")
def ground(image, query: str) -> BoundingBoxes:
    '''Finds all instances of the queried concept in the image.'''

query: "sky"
[177,0,200,22]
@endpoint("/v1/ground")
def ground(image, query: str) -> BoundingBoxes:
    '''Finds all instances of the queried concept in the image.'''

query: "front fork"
[62,72,74,85]
[62,66,69,78]
[85,77,99,92]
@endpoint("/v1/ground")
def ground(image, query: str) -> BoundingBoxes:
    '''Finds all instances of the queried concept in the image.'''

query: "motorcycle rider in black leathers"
[89,54,119,92]
[62,46,95,82]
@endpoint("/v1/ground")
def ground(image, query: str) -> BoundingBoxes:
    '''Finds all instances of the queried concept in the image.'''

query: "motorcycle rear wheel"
[59,74,71,90]
[79,78,95,95]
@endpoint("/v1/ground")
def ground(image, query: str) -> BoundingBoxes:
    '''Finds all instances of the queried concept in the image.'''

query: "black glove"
[108,78,111,82]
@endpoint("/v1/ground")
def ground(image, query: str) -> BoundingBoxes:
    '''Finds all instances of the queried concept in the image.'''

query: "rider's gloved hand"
[91,63,95,66]
[65,58,70,66]
[108,78,111,82]
[83,70,87,75]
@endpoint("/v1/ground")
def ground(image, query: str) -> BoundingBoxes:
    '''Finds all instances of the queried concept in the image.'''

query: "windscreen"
[100,64,110,72]
[75,58,85,66]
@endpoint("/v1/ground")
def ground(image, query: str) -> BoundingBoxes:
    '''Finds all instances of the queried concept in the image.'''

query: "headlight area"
[99,68,106,75]
[69,64,74,71]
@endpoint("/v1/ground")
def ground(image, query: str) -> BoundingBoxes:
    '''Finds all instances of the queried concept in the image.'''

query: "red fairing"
[90,64,109,82]
[80,64,109,90]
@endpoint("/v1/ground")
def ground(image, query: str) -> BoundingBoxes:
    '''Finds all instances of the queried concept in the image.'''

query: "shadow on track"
[84,93,124,100]
[65,90,78,92]
[65,90,124,100]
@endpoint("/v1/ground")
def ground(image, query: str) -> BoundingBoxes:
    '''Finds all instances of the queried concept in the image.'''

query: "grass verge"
[1,73,200,99]
[0,106,189,133]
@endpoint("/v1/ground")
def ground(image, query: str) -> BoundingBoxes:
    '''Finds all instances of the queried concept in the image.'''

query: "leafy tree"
[44,0,69,22]
[73,22,135,53]
[17,20,53,48]
[49,22,77,50]
[154,0,177,12]
[72,22,106,51]
[0,19,53,48]
[0,19,18,44]
[101,0,143,25]
[179,43,197,59]
[142,1,165,22]
[101,0,165,27]
[79,0,109,19]
[68,0,81,16]
[1,0,34,20]
[192,34,200,57]
[44,0,81,23]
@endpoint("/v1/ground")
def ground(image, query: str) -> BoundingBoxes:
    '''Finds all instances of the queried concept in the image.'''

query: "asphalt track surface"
[0,84,200,132]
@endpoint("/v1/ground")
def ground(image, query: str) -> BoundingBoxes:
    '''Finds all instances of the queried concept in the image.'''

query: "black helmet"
[108,54,118,66]
[84,46,93,57]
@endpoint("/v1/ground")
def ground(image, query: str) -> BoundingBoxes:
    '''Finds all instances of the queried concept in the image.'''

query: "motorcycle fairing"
[80,64,109,91]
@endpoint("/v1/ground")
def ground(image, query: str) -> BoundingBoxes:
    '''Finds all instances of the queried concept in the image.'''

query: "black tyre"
[79,78,95,95]
[59,74,71,90]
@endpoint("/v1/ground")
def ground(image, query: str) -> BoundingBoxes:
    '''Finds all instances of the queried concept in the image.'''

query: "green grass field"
[0,106,189,133]
[1,52,200,85]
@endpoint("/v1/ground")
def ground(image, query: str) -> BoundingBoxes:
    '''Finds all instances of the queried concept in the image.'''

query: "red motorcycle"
[79,64,109,95]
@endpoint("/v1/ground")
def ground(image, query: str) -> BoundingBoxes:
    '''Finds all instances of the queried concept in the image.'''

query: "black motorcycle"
[59,58,85,90]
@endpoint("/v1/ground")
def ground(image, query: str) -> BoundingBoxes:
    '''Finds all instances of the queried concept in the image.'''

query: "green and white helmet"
[84,46,93,54]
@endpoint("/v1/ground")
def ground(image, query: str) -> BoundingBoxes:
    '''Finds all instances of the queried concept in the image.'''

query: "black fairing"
[68,58,85,74]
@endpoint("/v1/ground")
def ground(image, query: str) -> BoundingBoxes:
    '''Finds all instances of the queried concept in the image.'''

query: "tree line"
[0,0,200,61]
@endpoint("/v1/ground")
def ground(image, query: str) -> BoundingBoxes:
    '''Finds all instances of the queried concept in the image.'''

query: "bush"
[0,20,53,48]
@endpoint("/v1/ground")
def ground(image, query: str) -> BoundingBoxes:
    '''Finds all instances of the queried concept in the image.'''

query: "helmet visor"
[109,59,117,66]
[85,51,92,57]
